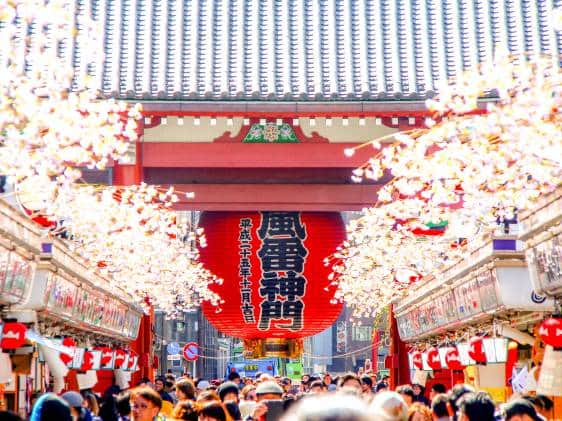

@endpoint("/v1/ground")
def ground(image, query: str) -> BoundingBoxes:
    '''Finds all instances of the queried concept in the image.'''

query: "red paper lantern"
[199,212,345,343]
[59,337,76,365]
[445,347,465,371]
[426,347,441,370]
[469,336,487,363]
[98,347,113,366]
[114,349,127,369]
[411,351,423,370]
[80,351,94,371]
[539,317,562,349]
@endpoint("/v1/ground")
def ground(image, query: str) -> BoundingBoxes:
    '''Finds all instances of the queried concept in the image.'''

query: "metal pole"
[192,360,196,378]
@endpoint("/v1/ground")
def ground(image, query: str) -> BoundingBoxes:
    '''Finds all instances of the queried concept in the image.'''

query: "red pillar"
[112,122,154,385]
[389,305,410,389]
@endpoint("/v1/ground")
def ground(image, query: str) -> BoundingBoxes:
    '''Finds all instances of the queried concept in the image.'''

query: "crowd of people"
[0,370,555,421]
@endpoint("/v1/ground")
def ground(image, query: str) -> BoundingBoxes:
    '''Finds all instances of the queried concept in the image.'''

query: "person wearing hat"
[503,399,545,421]
[61,391,87,421]
[244,381,284,421]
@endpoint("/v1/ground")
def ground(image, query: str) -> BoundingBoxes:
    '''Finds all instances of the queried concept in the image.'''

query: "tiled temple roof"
[73,0,561,100]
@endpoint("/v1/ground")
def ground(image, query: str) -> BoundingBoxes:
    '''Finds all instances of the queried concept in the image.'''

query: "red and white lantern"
[468,336,487,363]
[114,349,127,369]
[539,317,562,349]
[426,346,442,370]
[411,350,423,370]
[445,347,465,371]
[80,351,94,371]
[59,337,76,366]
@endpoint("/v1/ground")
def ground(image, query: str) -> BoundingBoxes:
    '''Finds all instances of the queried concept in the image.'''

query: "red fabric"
[199,212,345,339]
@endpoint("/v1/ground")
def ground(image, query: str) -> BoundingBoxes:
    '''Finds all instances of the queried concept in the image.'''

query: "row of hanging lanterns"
[410,337,509,371]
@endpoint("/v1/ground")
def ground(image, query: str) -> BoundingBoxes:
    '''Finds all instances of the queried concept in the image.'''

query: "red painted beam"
[142,142,375,168]
[169,184,380,211]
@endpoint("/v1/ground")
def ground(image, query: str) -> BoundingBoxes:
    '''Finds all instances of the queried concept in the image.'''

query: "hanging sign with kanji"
[199,212,345,339]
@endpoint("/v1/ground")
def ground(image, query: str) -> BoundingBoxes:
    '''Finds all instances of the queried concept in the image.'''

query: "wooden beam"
[142,142,375,168]
[169,184,380,211]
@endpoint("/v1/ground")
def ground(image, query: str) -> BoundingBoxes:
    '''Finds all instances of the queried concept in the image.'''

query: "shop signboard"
[286,362,303,380]
[1,252,34,303]
[43,272,142,340]
[526,230,562,297]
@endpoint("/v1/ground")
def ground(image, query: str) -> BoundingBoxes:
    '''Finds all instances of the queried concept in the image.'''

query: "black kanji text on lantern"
[257,212,308,331]
[239,218,256,323]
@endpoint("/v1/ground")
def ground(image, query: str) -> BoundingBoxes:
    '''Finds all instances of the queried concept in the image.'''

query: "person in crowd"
[99,393,119,421]
[30,393,72,421]
[228,372,242,387]
[217,382,240,404]
[238,385,258,419]
[456,392,495,421]
[396,385,415,407]
[154,377,174,404]
[197,391,221,404]
[0,411,24,421]
[176,379,197,402]
[62,391,89,421]
[197,380,211,394]
[337,373,362,393]
[447,384,475,421]
[322,373,333,388]
[217,381,242,420]
[279,378,293,397]
[502,399,544,421]
[430,393,450,421]
[521,394,553,420]
[172,400,198,421]
[360,376,374,399]
[429,384,447,402]
[308,380,325,394]
[198,401,231,421]
[83,392,102,421]
[300,374,310,393]
[408,402,433,421]
[165,379,177,404]
[116,392,131,421]
[369,391,409,421]
[130,387,163,421]
[375,381,389,393]
[246,381,284,421]
[412,384,430,406]
[281,393,371,421]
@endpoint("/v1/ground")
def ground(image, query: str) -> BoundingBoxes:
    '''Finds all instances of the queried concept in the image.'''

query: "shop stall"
[519,187,562,416]
[394,232,553,403]
[0,199,143,415]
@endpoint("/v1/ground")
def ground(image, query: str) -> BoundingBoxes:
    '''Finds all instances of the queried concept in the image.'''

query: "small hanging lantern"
[468,336,487,363]
[445,347,465,371]
[538,317,562,349]
[411,350,423,370]
[426,346,442,370]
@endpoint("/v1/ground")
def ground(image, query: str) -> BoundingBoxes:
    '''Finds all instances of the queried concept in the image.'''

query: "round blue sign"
[166,342,180,355]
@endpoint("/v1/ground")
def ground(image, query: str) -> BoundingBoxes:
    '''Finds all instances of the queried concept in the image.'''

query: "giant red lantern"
[199,212,345,358]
